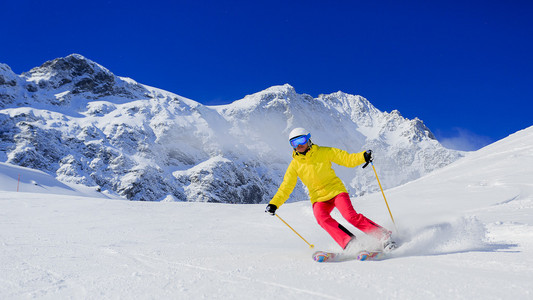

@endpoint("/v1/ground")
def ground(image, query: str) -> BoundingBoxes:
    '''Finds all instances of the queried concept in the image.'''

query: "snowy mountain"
[1,125,531,299]
[0,54,463,203]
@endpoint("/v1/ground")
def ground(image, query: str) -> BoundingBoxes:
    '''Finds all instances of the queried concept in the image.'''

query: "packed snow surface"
[1,126,532,299]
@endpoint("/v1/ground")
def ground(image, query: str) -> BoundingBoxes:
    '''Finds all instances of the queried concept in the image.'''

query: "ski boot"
[380,230,398,253]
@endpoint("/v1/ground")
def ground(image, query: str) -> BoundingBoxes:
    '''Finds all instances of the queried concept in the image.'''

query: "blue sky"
[2,0,532,151]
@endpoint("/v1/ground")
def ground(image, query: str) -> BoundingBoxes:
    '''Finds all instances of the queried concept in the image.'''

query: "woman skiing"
[265,127,396,251]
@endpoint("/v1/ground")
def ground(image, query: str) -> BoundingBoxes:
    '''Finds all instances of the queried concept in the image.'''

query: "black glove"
[363,150,373,163]
[265,204,277,215]
[362,150,373,168]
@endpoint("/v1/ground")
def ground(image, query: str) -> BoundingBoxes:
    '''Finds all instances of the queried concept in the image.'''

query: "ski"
[312,250,385,263]
[312,250,337,262]
[356,250,385,261]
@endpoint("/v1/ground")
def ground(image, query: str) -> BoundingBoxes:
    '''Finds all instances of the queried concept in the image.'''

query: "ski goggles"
[290,134,310,148]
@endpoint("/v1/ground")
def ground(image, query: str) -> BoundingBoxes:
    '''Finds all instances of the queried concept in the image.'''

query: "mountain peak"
[252,83,298,100]
[18,54,148,100]
[262,83,296,94]
[223,84,299,111]
[25,53,112,82]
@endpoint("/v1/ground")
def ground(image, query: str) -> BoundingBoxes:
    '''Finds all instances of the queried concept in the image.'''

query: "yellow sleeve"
[269,160,298,208]
[329,148,367,168]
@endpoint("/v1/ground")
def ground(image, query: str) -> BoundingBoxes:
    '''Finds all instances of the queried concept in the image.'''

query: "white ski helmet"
[288,127,310,140]
[288,127,311,148]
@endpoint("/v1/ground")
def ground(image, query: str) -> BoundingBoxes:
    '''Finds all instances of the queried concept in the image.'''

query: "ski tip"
[312,251,335,263]
[356,251,371,261]
[356,251,384,261]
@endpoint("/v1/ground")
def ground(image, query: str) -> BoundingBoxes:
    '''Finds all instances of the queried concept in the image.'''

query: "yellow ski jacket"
[270,144,367,207]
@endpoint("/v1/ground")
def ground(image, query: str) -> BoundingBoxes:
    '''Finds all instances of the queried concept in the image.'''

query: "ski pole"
[364,161,399,233]
[275,214,314,249]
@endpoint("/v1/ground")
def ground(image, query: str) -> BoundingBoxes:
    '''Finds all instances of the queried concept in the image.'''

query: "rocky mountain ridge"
[0,54,463,203]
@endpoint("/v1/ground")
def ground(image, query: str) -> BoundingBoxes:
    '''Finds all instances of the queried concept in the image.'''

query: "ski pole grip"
[362,161,370,169]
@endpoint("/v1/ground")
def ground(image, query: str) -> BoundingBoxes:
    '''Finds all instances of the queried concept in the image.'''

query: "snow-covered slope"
[1,126,532,299]
[1,54,462,203]
[0,161,110,198]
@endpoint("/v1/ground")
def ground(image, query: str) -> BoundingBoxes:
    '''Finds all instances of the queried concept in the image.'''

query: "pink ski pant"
[312,193,385,249]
